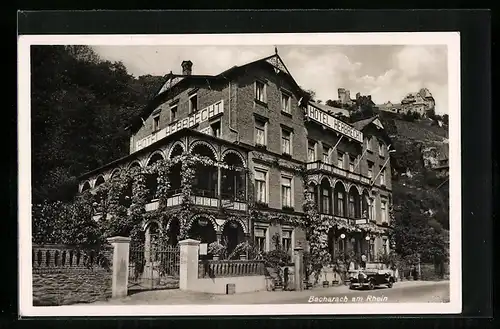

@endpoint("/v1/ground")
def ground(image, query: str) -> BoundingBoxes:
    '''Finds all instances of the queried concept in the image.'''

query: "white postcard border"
[18,32,461,317]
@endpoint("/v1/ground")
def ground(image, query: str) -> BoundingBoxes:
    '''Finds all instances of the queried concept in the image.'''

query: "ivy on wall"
[33,148,391,279]
[32,153,237,246]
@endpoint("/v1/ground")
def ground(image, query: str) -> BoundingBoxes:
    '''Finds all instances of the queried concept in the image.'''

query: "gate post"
[179,239,200,291]
[107,236,131,298]
[293,246,304,291]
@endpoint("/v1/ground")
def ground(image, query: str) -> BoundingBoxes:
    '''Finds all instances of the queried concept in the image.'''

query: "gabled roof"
[129,52,309,133]
[352,115,391,145]
[352,116,380,131]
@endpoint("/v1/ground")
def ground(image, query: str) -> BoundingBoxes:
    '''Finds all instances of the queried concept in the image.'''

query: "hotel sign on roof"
[134,100,224,152]
[305,104,363,143]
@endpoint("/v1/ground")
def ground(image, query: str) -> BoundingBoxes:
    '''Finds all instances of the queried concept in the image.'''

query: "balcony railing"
[144,189,248,212]
[306,161,371,185]
[319,213,368,226]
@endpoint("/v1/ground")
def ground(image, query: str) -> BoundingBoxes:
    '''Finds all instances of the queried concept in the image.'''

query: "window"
[380,167,386,185]
[323,145,330,164]
[369,239,375,261]
[366,138,372,151]
[367,161,374,178]
[282,230,292,254]
[337,191,345,216]
[369,198,375,221]
[210,121,221,138]
[255,119,266,146]
[153,115,160,131]
[170,105,178,122]
[349,194,356,218]
[255,81,266,103]
[307,141,316,162]
[322,188,331,214]
[255,228,266,252]
[282,129,291,155]
[349,156,355,172]
[281,176,292,208]
[381,200,387,223]
[189,94,198,113]
[379,141,384,157]
[254,170,267,203]
[337,152,344,168]
[281,93,291,113]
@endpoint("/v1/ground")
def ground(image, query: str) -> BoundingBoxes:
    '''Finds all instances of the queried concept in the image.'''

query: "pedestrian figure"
[361,254,367,269]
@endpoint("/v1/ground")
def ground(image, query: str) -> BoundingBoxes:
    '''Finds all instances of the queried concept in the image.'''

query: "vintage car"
[348,267,395,290]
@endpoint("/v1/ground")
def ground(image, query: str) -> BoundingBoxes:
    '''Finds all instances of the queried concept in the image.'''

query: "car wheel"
[368,280,375,290]
[349,283,355,290]
[387,280,393,288]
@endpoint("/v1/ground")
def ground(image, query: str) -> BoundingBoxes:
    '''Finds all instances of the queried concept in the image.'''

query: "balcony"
[319,214,368,226]
[144,189,248,212]
[306,161,371,185]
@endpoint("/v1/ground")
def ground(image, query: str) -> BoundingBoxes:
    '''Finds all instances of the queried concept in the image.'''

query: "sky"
[92,44,449,114]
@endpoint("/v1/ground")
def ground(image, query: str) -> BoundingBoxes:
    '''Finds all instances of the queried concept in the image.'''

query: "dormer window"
[153,115,160,131]
[170,105,178,122]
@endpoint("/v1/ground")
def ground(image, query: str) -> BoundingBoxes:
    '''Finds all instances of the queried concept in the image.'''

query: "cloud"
[92,44,449,114]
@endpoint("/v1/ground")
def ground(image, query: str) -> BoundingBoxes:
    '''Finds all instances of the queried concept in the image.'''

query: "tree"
[427,108,436,120]
[31,45,164,202]
[403,110,415,122]
[302,88,316,100]
[325,99,342,108]
[392,194,447,264]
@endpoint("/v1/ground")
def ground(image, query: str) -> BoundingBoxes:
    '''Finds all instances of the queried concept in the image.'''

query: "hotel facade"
[78,52,394,263]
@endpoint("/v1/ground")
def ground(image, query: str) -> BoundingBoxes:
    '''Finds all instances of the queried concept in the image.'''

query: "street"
[94,280,449,305]
[272,280,450,304]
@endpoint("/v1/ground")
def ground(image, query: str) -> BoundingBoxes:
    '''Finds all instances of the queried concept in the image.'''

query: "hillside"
[378,112,449,264]
[31,46,164,203]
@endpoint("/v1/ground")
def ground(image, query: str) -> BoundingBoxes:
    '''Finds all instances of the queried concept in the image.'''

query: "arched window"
[348,186,360,218]
[320,178,332,214]
[168,144,183,194]
[95,176,105,187]
[191,144,217,198]
[221,152,246,201]
[81,181,91,193]
[145,153,164,201]
[334,182,346,217]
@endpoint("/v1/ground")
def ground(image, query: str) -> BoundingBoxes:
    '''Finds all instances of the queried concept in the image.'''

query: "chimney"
[181,60,193,76]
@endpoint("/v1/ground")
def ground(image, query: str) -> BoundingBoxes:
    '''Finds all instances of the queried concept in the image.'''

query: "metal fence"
[128,241,180,292]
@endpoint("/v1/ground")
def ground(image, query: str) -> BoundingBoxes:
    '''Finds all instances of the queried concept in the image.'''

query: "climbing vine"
[32,153,238,246]
[302,184,331,279]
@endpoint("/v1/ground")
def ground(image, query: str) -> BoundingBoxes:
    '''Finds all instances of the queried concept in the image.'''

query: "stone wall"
[32,245,113,306]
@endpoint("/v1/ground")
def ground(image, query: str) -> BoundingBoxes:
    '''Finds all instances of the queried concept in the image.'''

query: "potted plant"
[208,242,225,260]
[227,241,255,260]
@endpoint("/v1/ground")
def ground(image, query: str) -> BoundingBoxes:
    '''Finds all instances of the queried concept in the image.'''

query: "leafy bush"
[227,241,259,260]
[208,241,226,257]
